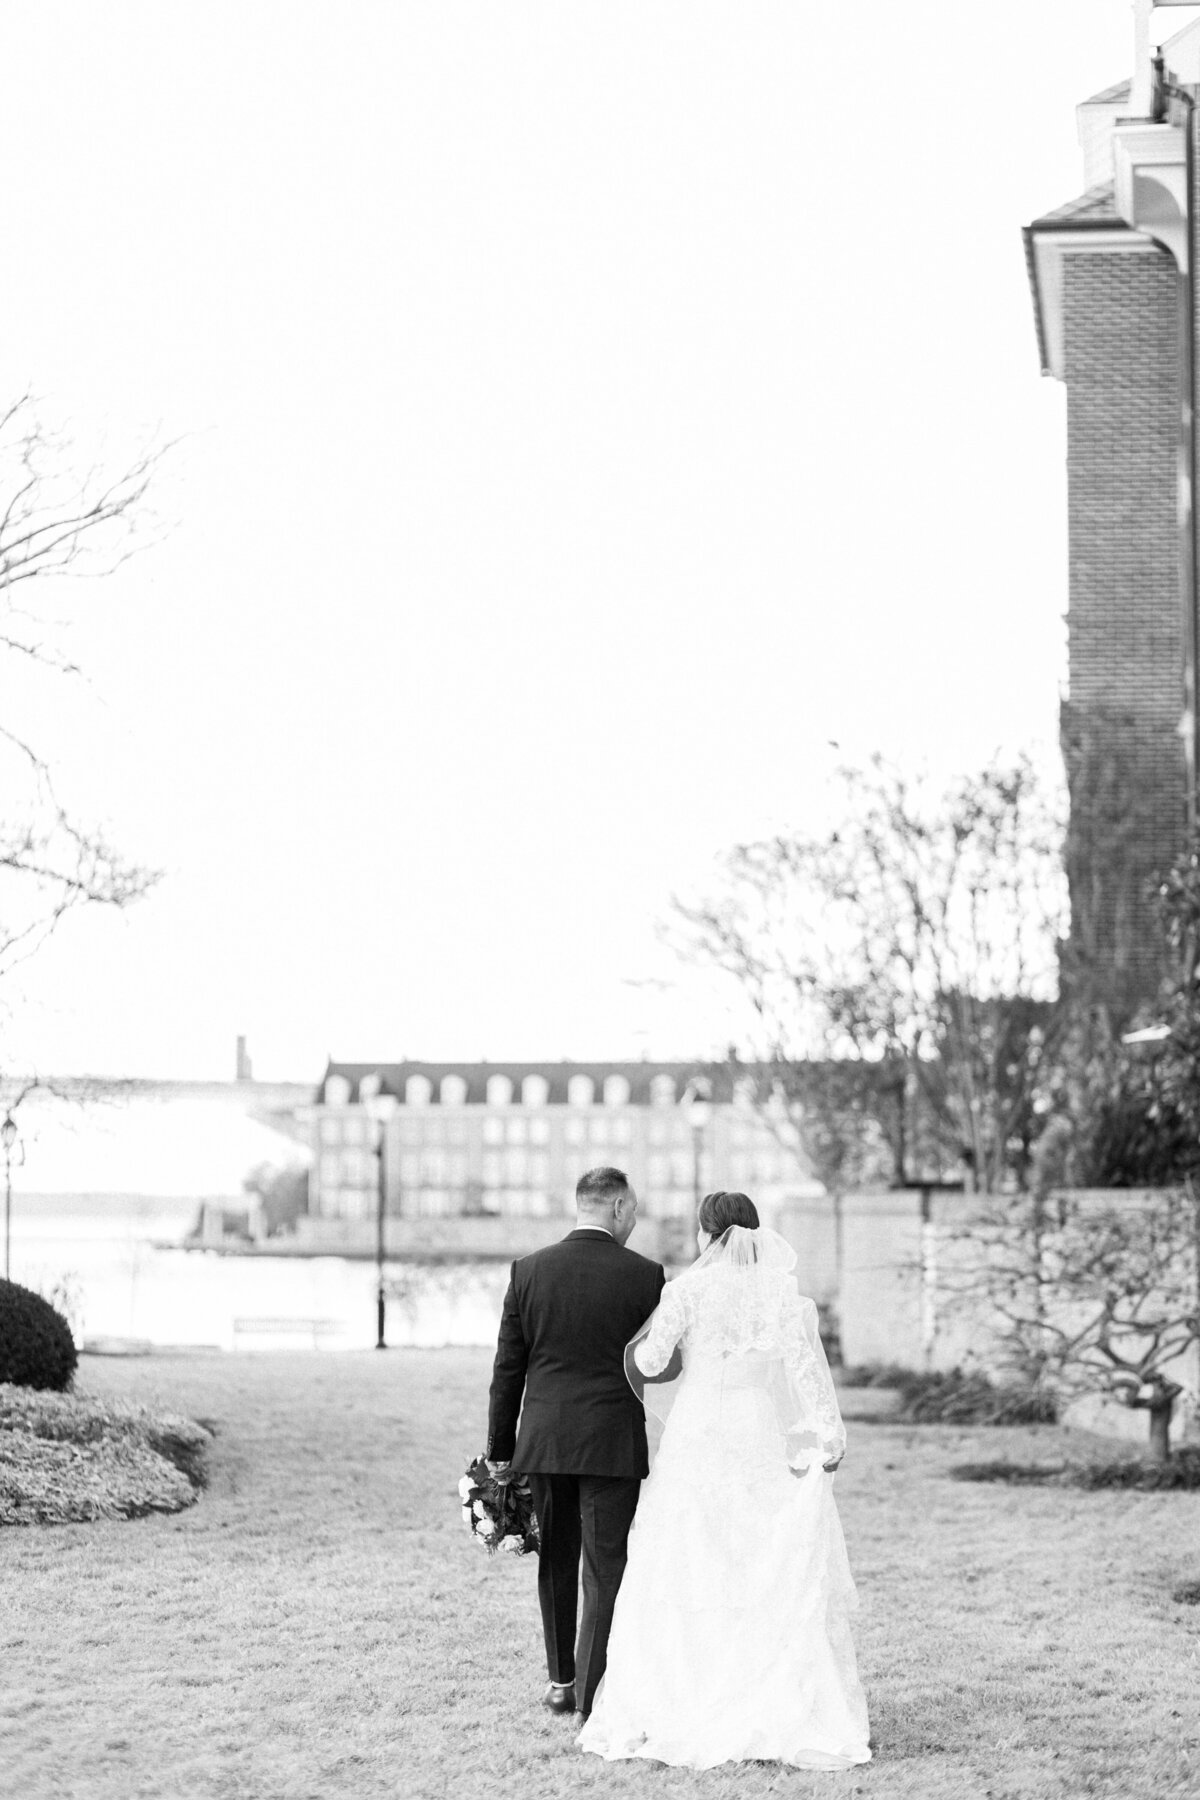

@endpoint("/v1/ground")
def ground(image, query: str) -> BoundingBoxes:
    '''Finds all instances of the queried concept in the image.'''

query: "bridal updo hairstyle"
[698,1190,760,1240]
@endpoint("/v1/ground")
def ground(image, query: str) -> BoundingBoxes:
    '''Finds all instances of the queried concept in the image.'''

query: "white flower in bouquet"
[472,1499,488,1520]
[461,1505,474,1530]
[458,1475,475,1501]
[499,1534,524,1555]
[476,1517,496,1539]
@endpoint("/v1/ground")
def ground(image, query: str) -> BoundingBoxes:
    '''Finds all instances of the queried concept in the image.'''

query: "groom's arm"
[486,1261,528,1464]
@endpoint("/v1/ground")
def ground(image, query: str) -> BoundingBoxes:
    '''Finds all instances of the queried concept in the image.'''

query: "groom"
[486,1165,665,1719]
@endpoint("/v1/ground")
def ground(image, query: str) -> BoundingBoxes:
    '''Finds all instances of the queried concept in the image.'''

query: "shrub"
[0,1385,211,1525]
[839,1362,1057,1425]
[837,1361,916,1390]
[950,1450,1200,1491]
[897,1368,1058,1426]
[0,1279,77,1391]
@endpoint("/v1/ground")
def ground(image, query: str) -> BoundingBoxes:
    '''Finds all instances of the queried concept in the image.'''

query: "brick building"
[1025,12,1200,1018]
[307,1059,821,1253]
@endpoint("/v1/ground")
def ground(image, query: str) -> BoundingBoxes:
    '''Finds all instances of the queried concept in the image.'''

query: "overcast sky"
[0,2,1175,1081]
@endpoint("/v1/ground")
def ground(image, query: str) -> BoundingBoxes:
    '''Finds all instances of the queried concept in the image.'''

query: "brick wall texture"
[1060,244,1185,1013]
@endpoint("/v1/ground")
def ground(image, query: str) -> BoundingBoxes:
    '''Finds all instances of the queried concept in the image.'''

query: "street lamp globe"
[1,1116,17,1153]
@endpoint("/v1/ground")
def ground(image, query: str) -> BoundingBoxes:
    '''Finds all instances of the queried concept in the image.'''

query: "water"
[8,1202,508,1351]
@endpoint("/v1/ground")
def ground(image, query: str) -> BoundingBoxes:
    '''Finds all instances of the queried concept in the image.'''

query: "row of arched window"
[324,1071,692,1110]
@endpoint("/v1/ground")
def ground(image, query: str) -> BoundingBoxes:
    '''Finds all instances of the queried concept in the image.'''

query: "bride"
[576,1190,871,1771]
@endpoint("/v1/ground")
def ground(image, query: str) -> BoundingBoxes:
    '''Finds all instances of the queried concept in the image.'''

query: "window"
[567,1075,594,1107]
[522,1074,549,1107]
[320,1153,340,1187]
[406,1074,433,1107]
[486,1074,513,1106]
[565,1118,586,1146]
[325,1075,351,1107]
[528,1116,550,1146]
[319,1118,340,1146]
[603,1074,630,1108]
[359,1072,382,1103]
[483,1117,504,1146]
[611,1117,632,1146]
[505,1117,527,1145]
[505,1147,528,1183]
[342,1116,365,1146]
[589,1118,609,1145]
[648,1154,669,1188]
[650,1074,676,1108]
[342,1149,368,1187]
[441,1074,468,1106]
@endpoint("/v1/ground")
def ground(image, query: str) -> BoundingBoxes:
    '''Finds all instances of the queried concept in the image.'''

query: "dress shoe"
[542,1682,576,1714]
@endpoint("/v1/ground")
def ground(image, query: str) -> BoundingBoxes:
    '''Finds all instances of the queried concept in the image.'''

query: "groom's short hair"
[576,1166,630,1211]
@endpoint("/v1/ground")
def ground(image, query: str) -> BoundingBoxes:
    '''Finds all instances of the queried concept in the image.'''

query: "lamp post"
[365,1091,399,1349]
[2,1114,19,1282]
[679,1079,713,1261]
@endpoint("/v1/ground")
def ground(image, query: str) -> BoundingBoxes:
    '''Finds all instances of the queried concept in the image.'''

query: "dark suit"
[487,1228,665,1713]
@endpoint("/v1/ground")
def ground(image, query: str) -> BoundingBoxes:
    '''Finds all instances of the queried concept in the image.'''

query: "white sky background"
[0,2,1176,1080]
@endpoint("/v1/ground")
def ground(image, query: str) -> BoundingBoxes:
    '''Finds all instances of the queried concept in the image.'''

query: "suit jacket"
[487,1228,666,1478]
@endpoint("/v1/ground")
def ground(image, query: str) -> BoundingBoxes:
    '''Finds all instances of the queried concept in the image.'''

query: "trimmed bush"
[0,1279,77,1391]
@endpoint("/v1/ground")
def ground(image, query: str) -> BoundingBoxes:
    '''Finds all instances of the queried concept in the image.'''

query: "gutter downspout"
[1155,54,1200,834]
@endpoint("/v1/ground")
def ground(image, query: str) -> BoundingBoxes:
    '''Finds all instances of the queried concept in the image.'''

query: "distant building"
[308,1060,822,1246]
[1024,13,1200,1018]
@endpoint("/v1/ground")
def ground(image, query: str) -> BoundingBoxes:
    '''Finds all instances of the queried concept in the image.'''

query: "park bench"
[232,1316,343,1349]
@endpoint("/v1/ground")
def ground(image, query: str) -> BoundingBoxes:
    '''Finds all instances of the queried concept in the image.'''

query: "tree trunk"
[1147,1394,1175,1464]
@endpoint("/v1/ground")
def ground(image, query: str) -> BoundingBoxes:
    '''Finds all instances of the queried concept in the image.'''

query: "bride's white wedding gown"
[577,1237,871,1771]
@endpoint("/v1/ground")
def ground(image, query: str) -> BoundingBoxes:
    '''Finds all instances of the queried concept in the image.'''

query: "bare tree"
[671,755,1067,1195]
[943,1172,1200,1462]
[0,395,166,985]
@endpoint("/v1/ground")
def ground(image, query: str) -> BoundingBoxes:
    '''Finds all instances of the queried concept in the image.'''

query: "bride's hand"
[822,1454,844,1474]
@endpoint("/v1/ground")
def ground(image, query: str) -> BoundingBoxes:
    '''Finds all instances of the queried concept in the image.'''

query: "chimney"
[236,1036,253,1082]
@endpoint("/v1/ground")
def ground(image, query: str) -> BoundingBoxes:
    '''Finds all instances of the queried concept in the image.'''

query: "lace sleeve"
[782,1293,846,1462]
[632,1281,687,1377]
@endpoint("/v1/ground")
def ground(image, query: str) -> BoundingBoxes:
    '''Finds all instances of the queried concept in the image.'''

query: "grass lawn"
[3,1349,1199,1800]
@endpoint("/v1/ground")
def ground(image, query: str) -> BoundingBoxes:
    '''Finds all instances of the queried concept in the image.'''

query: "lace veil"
[624,1224,846,1469]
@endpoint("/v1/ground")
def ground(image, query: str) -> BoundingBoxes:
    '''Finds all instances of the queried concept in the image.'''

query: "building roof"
[1023,184,1136,379]
[1082,79,1131,107]
[1028,182,1123,230]
[319,1058,741,1106]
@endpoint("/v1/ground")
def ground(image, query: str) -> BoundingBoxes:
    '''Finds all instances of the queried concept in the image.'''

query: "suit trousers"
[527,1471,642,1716]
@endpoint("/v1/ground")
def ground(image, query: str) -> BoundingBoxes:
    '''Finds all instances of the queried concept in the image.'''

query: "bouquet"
[458,1455,539,1557]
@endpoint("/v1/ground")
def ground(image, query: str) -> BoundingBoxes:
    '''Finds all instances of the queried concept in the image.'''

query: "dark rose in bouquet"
[458,1455,539,1556]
